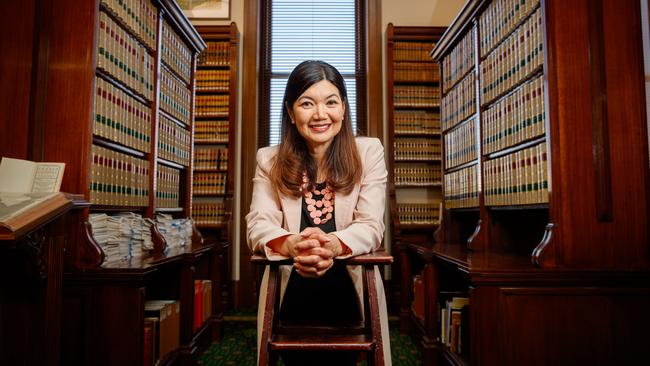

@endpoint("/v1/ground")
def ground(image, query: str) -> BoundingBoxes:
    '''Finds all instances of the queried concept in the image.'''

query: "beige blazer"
[246,137,391,365]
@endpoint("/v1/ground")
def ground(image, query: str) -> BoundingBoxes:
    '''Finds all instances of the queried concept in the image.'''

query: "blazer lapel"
[335,189,356,231]
[280,194,302,233]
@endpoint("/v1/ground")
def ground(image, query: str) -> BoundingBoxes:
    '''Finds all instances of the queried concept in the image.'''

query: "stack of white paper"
[90,213,156,261]
[156,214,194,249]
[89,213,123,261]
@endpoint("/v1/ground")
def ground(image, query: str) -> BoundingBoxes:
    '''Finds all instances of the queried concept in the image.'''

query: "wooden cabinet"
[0,195,84,366]
[0,0,232,365]
[191,24,239,313]
[385,23,445,338]
[423,0,650,365]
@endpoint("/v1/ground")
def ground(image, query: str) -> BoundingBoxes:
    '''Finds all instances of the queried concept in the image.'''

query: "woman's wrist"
[326,234,350,257]
[267,234,299,256]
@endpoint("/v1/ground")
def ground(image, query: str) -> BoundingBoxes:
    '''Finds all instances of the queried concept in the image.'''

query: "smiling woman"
[245,60,392,365]
[287,80,345,163]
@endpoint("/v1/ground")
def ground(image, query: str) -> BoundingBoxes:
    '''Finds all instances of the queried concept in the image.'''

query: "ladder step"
[270,334,375,351]
[278,321,367,335]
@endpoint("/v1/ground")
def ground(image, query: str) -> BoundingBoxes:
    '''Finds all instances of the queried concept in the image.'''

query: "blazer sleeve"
[245,148,292,260]
[332,138,387,257]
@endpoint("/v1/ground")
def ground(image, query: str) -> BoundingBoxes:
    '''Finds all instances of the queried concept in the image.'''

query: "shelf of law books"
[86,0,198,226]
[438,0,547,214]
[424,0,650,364]
[191,24,239,230]
[87,0,204,264]
[479,0,547,207]
[387,24,445,234]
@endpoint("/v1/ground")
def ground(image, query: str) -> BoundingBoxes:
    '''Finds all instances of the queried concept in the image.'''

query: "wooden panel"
[240,0,262,309]
[41,0,97,195]
[89,286,145,366]
[0,213,72,366]
[0,0,37,159]
[546,0,650,267]
[498,286,650,366]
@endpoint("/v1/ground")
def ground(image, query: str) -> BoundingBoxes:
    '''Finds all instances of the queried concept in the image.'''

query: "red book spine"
[193,280,203,331]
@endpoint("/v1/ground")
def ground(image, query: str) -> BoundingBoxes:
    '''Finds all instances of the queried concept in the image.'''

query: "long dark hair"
[269,60,362,197]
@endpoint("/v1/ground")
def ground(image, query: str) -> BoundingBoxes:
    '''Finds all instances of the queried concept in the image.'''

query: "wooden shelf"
[93,135,149,160]
[393,104,440,110]
[195,139,229,145]
[387,25,447,361]
[425,1,650,364]
[393,80,439,86]
[196,87,230,93]
[394,158,441,163]
[395,182,442,188]
[394,131,440,137]
[195,113,230,119]
[191,25,239,318]
[439,344,468,366]
[96,68,152,105]
[197,63,230,69]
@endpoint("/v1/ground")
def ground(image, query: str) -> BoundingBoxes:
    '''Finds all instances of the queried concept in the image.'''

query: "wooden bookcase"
[422,0,650,365]
[0,0,230,365]
[191,23,239,313]
[385,23,445,336]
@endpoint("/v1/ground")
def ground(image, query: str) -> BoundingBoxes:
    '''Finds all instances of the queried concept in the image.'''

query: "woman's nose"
[314,103,327,119]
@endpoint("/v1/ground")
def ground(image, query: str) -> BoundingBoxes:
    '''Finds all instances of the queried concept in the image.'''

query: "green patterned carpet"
[199,318,422,366]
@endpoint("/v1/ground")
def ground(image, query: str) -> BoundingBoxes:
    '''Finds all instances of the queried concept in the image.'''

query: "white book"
[0,157,65,193]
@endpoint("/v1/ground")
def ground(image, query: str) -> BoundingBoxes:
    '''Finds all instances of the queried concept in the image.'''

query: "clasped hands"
[273,227,346,278]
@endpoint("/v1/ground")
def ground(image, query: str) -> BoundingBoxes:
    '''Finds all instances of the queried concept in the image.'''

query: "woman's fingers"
[300,227,326,237]
[290,238,319,256]
[296,246,334,259]
[294,258,334,278]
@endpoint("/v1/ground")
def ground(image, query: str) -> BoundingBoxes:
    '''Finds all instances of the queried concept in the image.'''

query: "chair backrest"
[250,249,393,266]
[251,250,393,366]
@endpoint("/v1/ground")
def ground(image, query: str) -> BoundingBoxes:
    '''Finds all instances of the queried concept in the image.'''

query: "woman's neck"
[308,145,329,182]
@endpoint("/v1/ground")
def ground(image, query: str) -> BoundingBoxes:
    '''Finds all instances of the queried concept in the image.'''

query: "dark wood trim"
[366,0,382,139]
[239,0,262,309]
[587,0,613,222]
[430,0,483,61]
[27,0,53,162]
[157,0,206,52]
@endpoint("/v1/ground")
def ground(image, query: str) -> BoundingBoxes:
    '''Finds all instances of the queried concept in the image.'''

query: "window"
[260,0,366,147]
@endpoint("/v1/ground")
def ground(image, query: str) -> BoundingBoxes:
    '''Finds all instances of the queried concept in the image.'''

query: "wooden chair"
[251,250,393,366]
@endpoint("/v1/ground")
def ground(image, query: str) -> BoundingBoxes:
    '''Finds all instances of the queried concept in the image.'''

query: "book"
[445,296,469,354]
[145,300,180,361]
[143,317,158,366]
[194,280,203,331]
[202,279,212,323]
[0,157,65,193]
[0,192,71,238]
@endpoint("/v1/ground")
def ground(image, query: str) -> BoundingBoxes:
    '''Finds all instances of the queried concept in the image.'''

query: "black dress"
[279,182,361,366]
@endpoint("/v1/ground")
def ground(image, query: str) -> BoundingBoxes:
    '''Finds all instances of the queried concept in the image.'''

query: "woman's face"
[288,79,345,153]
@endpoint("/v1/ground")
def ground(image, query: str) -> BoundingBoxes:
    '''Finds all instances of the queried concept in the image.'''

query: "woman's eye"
[327,100,339,105]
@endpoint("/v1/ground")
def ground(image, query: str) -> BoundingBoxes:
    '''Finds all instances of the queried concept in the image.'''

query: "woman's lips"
[309,124,331,133]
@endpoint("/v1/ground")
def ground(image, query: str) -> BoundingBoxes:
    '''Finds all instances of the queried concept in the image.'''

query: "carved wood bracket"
[532,223,556,267]
[19,228,48,280]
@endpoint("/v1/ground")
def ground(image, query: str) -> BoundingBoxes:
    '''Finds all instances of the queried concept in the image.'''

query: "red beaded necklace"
[302,173,335,225]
